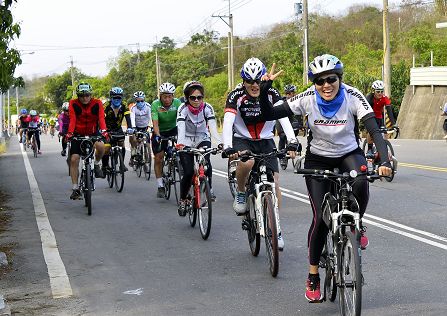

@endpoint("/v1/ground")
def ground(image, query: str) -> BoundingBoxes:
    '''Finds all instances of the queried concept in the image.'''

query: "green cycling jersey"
[151,98,182,132]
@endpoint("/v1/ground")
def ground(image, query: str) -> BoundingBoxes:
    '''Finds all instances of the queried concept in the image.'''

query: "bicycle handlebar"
[238,148,287,162]
[294,168,386,182]
[178,146,222,156]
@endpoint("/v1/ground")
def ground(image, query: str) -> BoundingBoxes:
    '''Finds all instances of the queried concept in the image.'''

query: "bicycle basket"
[80,140,94,158]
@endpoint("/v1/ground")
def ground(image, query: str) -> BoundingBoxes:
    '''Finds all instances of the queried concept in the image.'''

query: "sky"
[11,0,401,79]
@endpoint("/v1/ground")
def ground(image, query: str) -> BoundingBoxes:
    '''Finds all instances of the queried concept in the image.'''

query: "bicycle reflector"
[360,165,367,172]
[80,140,94,156]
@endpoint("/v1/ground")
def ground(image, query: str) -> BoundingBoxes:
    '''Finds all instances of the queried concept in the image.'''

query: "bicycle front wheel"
[114,150,125,192]
[107,154,114,188]
[135,147,142,177]
[144,144,152,180]
[263,193,279,277]
[338,230,362,316]
[32,136,38,157]
[172,162,180,206]
[198,178,212,240]
[322,231,337,302]
[227,159,238,198]
[384,140,395,182]
[84,164,92,216]
[163,159,171,200]
[246,195,260,256]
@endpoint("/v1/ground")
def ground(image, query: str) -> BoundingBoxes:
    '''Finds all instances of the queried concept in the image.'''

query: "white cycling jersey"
[287,83,373,157]
[177,102,221,148]
[130,103,152,128]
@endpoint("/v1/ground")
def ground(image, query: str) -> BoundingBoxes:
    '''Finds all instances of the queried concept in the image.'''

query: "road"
[0,134,446,315]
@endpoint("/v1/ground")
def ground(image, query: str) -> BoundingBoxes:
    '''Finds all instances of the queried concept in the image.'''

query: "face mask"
[111,98,122,108]
[136,101,145,110]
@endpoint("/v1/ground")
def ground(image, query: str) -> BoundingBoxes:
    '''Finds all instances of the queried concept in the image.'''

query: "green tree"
[0,0,23,92]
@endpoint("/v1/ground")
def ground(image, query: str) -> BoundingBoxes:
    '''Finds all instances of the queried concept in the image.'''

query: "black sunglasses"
[374,90,384,93]
[314,75,338,86]
[244,79,261,85]
[78,93,91,97]
[112,96,122,100]
[189,95,203,101]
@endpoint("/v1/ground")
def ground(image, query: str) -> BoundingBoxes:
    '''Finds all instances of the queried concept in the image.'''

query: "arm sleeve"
[124,112,132,128]
[130,109,136,128]
[222,111,236,149]
[68,102,76,134]
[176,108,186,145]
[278,117,296,141]
[205,105,221,143]
[362,114,390,164]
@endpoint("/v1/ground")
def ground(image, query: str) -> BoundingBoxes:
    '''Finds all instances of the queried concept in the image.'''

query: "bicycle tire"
[84,164,92,216]
[66,143,71,176]
[144,144,152,180]
[338,230,362,316]
[135,146,142,177]
[384,140,395,182]
[227,159,238,198]
[188,192,197,227]
[32,135,38,158]
[198,178,212,240]
[172,162,180,206]
[246,195,260,256]
[107,153,114,188]
[263,193,279,277]
[163,159,171,200]
[114,150,125,192]
[280,158,288,170]
[323,231,337,302]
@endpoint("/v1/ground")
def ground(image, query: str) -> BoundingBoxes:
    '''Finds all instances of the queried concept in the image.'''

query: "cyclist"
[18,108,30,143]
[259,54,393,302]
[365,80,397,152]
[101,87,133,174]
[151,82,182,198]
[66,82,108,200]
[222,57,299,251]
[49,116,57,136]
[441,101,447,139]
[27,110,42,154]
[129,90,151,167]
[58,102,70,156]
[176,81,222,215]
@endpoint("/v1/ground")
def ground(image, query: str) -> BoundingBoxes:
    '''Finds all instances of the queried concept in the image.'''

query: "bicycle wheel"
[188,192,197,227]
[114,150,125,192]
[84,164,92,216]
[322,231,337,302]
[263,193,279,277]
[246,195,260,256]
[144,144,152,180]
[172,162,180,206]
[227,160,238,198]
[163,159,171,200]
[338,230,362,316]
[32,136,38,157]
[384,140,395,182]
[198,178,212,240]
[107,154,114,188]
[66,143,71,176]
[135,146,143,178]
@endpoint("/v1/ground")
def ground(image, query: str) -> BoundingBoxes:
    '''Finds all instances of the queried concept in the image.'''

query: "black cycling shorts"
[152,127,177,154]
[69,132,101,156]
[232,137,279,173]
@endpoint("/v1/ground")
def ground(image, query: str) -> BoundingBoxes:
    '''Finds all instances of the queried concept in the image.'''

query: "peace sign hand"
[261,63,283,81]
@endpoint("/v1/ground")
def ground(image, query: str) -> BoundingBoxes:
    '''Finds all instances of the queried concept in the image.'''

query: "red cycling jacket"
[371,95,391,119]
[68,98,106,135]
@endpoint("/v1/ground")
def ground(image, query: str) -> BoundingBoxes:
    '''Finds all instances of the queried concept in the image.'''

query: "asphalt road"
[1,134,446,315]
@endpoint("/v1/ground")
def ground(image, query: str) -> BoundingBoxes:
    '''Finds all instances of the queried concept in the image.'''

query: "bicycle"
[132,131,152,180]
[295,166,383,316]
[179,146,221,240]
[362,126,398,182]
[105,133,126,193]
[71,135,103,216]
[160,136,181,204]
[236,149,286,277]
[20,128,28,151]
[28,127,40,158]
[227,158,239,198]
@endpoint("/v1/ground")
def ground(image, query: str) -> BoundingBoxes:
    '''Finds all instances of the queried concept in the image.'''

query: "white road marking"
[213,169,447,250]
[20,143,73,298]
[123,288,144,295]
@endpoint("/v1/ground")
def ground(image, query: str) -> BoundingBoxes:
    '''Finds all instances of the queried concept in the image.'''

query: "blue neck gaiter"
[315,85,345,119]
[111,98,122,108]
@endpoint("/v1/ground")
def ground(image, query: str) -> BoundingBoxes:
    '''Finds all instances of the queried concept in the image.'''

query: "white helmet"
[133,91,145,99]
[308,54,343,82]
[62,102,69,110]
[30,110,37,116]
[372,80,384,90]
[240,57,267,80]
[159,82,176,94]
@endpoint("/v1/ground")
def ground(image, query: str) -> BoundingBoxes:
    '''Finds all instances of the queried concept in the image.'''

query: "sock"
[156,178,163,187]
[72,184,78,190]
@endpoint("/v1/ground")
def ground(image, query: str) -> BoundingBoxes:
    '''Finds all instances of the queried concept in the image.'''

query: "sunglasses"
[244,79,261,85]
[189,95,203,101]
[112,96,122,100]
[78,94,91,98]
[375,90,384,93]
[313,76,338,86]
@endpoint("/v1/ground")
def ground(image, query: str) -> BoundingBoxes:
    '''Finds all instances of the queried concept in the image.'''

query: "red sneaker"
[305,275,322,302]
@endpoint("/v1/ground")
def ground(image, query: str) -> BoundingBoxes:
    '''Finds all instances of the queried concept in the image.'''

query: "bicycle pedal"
[241,220,250,230]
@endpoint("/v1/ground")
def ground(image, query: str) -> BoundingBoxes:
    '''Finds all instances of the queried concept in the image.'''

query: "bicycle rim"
[188,192,197,227]
[107,154,114,188]
[338,230,362,316]
[247,195,260,256]
[323,231,337,302]
[263,194,279,277]
[163,160,171,200]
[144,145,152,180]
[135,145,143,177]
[85,164,92,216]
[198,179,212,240]
[33,137,37,157]
[227,160,237,198]
[385,140,395,182]
[114,150,125,192]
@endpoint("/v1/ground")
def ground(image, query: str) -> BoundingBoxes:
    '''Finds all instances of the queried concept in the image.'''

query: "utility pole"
[0,93,3,140]
[70,56,75,97]
[302,0,309,85]
[155,47,161,92]
[7,89,10,136]
[383,0,391,96]
[213,0,234,90]
[16,86,19,130]
[136,42,141,63]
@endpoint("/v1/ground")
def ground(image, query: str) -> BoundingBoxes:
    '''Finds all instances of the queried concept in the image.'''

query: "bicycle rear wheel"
[188,194,197,227]
[246,195,260,256]
[227,159,238,198]
[338,230,362,316]
[135,147,142,177]
[172,162,180,206]
[198,178,212,240]
[32,136,38,157]
[66,143,71,176]
[144,144,152,180]
[384,140,395,182]
[114,150,125,192]
[84,164,92,216]
[163,159,171,200]
[263,193,279,277]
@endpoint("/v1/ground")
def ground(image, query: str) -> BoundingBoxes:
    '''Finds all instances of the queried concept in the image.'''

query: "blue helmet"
[240,57,267,80]
[109,87,124,98]
[20,108,27,115]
